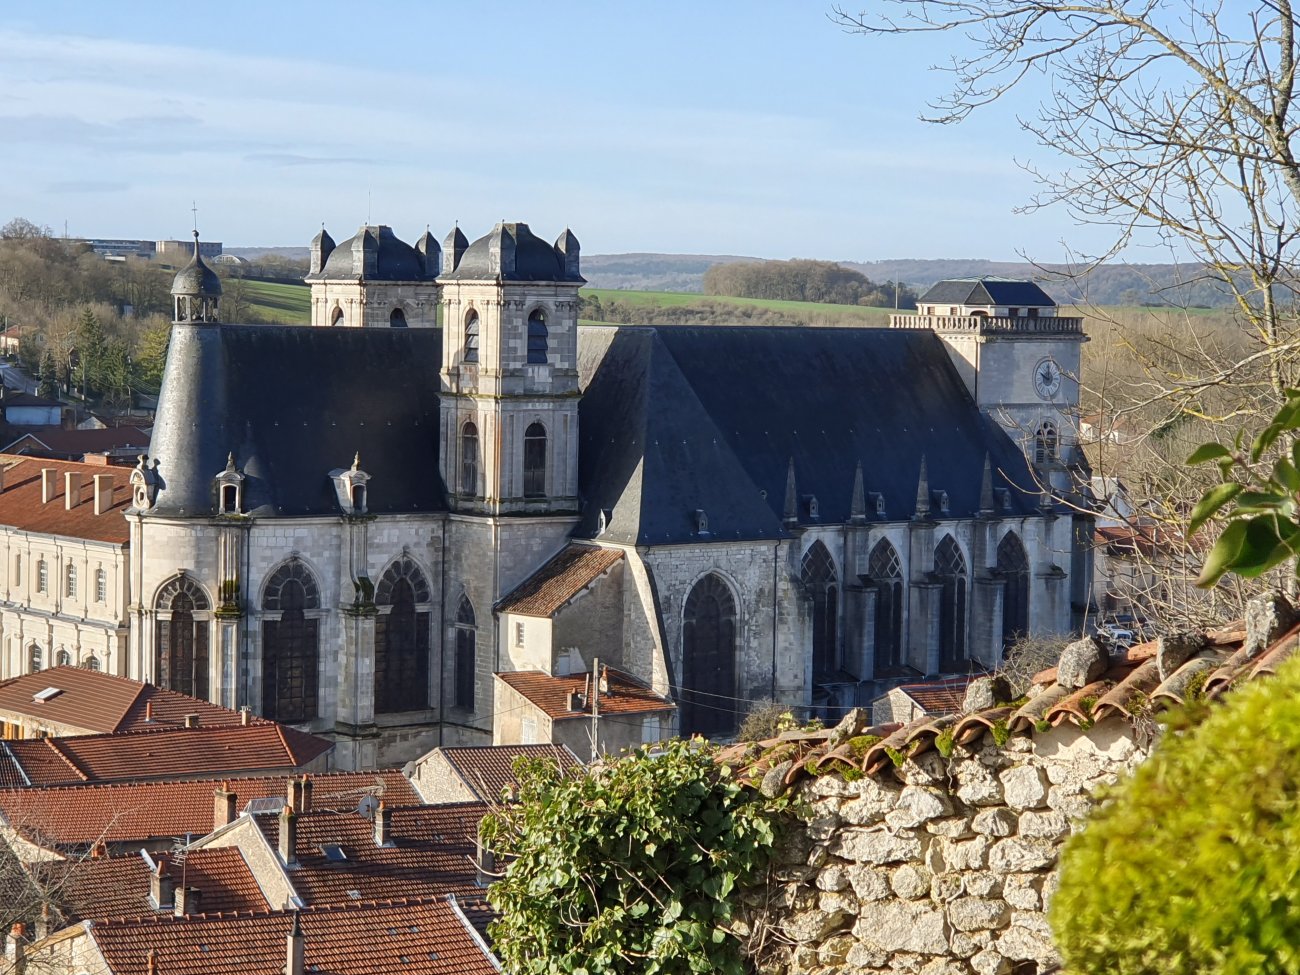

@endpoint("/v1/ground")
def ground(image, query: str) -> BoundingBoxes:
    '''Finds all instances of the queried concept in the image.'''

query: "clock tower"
[895,278,1086,492]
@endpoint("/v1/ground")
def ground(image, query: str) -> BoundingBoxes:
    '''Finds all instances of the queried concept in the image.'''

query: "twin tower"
[306,222,586,518]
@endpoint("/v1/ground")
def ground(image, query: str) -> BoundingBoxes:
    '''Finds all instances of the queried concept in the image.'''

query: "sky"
[0,1,1131,262]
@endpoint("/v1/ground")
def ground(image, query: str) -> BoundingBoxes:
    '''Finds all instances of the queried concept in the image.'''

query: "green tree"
[1052,653,1300,974]
[482,740,783,975]
[36,350,57,400]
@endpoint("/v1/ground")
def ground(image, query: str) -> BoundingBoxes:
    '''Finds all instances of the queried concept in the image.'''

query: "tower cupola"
[171,231,222,324]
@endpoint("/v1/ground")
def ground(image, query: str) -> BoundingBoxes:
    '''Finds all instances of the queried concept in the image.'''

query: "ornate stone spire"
[979,454,995,516]
[849,460,866,524]
[783,457,798,528]
[913,455,931,519]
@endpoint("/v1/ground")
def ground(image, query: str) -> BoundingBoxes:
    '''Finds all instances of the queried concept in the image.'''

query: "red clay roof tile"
[0,455,132,543]
[496,668,673,723]
[430,743,580,802]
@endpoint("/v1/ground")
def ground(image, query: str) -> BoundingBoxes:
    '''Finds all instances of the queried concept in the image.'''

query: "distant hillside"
[228,246,309,261]
[580,253,760,292]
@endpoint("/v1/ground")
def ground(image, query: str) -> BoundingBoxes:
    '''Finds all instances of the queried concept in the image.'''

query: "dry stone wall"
[741,721,1148,975]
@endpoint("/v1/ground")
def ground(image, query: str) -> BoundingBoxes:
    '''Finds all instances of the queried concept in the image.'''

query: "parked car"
[1096,622,1136,648]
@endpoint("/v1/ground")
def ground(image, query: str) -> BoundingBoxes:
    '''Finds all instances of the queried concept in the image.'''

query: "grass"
[240,279,311,324]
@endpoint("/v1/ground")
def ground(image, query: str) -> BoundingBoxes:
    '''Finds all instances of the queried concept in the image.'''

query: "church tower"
[170,230,222,323]
[437,222,584,515]
[305,224,440,328]
[899,278,1085,493]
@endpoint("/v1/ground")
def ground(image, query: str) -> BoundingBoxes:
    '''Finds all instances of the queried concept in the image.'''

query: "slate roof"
[720,608,1297,791]
[35,848,270,922]
[148,325,444,517]
[0,723,332,788]
[917,278,1056,308]
[442,221,583,283]
[495,545,624,617]
[83,895,499,975]
[251,803,486,906]
[575,325,1042,545]
[497,669,674,721]
[306,225,435,282]
[0,456,131,543]
[0,770,418,848]
[0,666,264,735]
[425,744,579,802]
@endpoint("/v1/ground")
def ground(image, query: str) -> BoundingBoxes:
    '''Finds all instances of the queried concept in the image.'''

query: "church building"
[7,227,1090,767]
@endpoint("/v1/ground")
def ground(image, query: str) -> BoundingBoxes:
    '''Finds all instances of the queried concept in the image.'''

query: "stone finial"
[1244,592,1299,658]
[351,452,361,472]
[415,227,441,278]
[849,461,866,524]
[979,454,995,515]
[783,457,798,528]
[554,227,581,280]
[913,455,930,519]
[1056,635,1108,689]
[443,225,469,274]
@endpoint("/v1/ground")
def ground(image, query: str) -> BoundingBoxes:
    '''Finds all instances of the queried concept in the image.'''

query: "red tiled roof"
[86,895,498,975]
[0,666,265,735]
[497,668,674,721]
[253,803,486,906]
[0,455,132,543]
[34,847,269,922]
[495,544,624,617]
[0,722,332,789]
[430,743,580,802]
[894,675,979,716]
[0,770,418,847]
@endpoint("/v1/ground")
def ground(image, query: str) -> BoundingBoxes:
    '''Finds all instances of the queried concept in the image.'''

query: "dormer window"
[527,309,548,364]
[931,490,950,515]
[329,454,372,516]
[215,454,245,515]
[130,454,158,511]
[803,494,819,520]
[694,509,709,535]
[868,492,886,517]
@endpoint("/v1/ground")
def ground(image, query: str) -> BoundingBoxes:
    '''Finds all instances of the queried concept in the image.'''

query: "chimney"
[566,690,585,713]
[173,886,201,917]
[373,801,393,847]
[214,781,237,830]
[475,836,496,888]
[286,912,305,975]
[287,775,313,815]
[146,950,158,975]
[40,469,57,504]
[279,805,298,866]
[34,905,50,941]
[150,861,175,910]
[93,474,113,515]
[64,471,82,510]
[5,923,25,975]
[144,700,153,723]
[184,713,199,728]
[239,705,252,726]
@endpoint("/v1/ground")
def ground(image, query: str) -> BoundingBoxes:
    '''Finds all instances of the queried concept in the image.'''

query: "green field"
[583,288,900,323]
[241,279,311,324]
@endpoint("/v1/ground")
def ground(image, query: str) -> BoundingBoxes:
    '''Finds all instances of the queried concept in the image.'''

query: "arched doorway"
[680,574,738,737]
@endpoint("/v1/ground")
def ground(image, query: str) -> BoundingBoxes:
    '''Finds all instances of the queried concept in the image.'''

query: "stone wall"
[742,720,1147,974]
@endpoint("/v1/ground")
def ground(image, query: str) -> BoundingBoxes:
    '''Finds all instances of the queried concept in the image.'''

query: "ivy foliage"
[482,740,784,975]
[1052,654,1300,974]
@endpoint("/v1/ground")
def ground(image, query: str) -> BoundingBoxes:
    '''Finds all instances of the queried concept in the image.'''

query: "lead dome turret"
[171,230,222,323]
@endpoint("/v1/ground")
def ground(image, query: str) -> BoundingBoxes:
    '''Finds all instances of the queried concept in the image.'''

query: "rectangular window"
[12,554,19,587]
[65,565,76,598]
[95,568,107,603]
[36,560,47,594]
[515,621,525,647]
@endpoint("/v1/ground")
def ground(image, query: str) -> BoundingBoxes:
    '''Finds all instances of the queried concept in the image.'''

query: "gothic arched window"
[935,536,969,671]
[868,539,904,674]
[680,574,738,737]
[154,575,211,700]
[454,595,476,711]
[1034,420,1058,465]
[261,560,321,724]
[375,558,432,713]
[997,532,1030,646]
[389,307,407,328]
[464,311,480,364]
[801,541,840,679]
[461,421,479,497]
[85,654,100,672]
[523,422,547,498]
[55,649,70,668]
[330,306,344,327]
[527,309,548,364]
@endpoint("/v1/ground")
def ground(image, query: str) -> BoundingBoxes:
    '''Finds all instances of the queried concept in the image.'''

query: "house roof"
[0,455,132,543]
[917,278,1057,308]
[422,744,579,802]
[719,603,1295,792]
[575,325,1043,545]
[889,675,980,716]
[1,391,61,409]
[34,847,270,923]
[495,545,624,617]
[0,666,266,735]
[496,668,675,721]
[0,722,332,788]
[84,895,499,975]
[2,426,151,460]
[148,325,444,517]
[251,802,487,906]
[0,770,418,847]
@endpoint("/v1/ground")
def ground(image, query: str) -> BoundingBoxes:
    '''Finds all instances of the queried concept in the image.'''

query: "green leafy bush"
[1052,654,1300,973]
[482,739,784,975]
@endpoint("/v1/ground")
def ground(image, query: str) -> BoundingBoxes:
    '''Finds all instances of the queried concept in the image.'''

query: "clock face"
[1033,357,1063,399]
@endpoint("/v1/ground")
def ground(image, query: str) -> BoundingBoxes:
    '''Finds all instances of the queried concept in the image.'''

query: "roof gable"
[918,278,1056,307]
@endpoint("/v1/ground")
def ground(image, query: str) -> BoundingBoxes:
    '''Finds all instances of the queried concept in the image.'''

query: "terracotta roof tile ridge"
[0,741,31,787]
[42,737,90,781]
[112,684,150,734]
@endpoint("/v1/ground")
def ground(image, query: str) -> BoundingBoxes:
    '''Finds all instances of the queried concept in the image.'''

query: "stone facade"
[742,721,1146,974]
